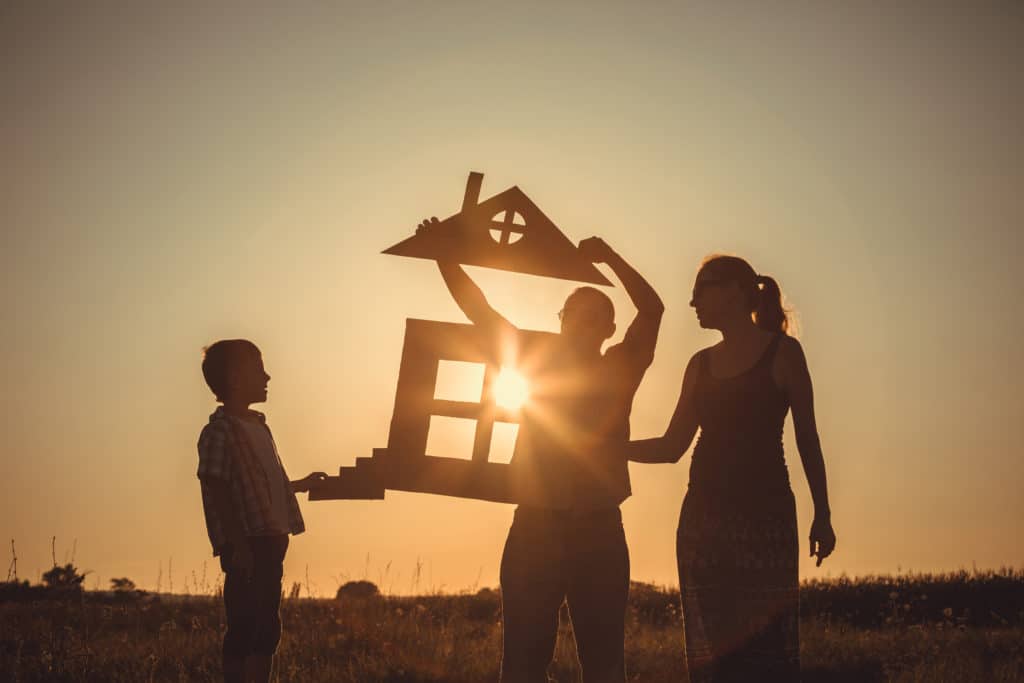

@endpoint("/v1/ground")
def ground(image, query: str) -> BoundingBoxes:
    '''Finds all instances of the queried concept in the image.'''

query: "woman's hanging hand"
[809,515,836,567]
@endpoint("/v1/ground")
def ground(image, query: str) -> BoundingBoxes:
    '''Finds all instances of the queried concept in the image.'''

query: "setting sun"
[494,367,530,410]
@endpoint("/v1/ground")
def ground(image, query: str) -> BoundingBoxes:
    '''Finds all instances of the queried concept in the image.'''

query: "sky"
[2,2,1022,595]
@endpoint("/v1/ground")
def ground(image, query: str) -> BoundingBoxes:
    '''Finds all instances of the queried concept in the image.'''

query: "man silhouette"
[416,217,663,683]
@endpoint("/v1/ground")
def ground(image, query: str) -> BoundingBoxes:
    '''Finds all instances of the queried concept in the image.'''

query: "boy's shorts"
[220,534,289,657]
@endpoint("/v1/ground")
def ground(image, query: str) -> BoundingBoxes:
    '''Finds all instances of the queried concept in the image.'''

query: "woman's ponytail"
[754,275,789,334]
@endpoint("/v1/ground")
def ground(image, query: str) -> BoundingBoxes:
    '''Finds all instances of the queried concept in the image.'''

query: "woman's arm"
[626,352,701,464]
[780,336,836,566]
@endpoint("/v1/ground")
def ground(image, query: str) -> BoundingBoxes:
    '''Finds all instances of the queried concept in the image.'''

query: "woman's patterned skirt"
[676,489,800,683]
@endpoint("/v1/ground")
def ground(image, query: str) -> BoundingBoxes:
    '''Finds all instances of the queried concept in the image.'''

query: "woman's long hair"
[699,255,793,335]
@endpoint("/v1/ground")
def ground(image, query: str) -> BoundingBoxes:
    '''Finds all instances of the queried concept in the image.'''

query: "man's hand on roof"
[578,236,617,264]
[416,216,442,235]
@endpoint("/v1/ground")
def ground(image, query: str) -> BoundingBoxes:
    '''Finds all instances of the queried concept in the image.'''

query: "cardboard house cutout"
[310,172,604,504]
[383,172,611,285]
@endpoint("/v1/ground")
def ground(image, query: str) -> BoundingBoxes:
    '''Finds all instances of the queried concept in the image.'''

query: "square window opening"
[425,415,478,461]
[434,360,486,403]
[489,422,520,465]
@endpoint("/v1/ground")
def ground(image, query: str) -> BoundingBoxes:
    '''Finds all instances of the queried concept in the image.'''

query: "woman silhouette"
[627,255,836,682]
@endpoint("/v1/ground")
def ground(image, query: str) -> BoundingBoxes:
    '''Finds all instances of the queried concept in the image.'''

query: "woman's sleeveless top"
[688,334,792,509]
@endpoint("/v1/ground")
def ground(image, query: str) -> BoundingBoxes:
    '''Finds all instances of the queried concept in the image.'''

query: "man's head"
[558,287,616,350]
[201,339,270,406]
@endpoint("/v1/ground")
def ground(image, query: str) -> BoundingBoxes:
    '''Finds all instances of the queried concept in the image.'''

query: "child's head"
[201,339,270,406]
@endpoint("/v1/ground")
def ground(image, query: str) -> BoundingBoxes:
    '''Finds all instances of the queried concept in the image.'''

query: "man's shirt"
[196,407,304,555]
[510,312,658,511]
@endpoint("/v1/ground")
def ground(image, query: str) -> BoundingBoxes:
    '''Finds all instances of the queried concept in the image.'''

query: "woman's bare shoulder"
[776,334,809,373]
[689,343,720,365]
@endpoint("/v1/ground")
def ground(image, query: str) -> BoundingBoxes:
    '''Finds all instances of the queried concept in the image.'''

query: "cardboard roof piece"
[383,172,611,285]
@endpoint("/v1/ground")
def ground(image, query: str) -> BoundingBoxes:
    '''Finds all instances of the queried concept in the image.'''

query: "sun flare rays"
[493,367,530,411]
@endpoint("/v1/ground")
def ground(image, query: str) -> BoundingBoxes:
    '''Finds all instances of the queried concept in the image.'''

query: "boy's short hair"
[202,339,260,402]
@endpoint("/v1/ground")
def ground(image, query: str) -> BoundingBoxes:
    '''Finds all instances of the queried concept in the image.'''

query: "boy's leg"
[247,534,289,683]
[566,509,630,683]
[499,508,567,683]
[221,543,257,683]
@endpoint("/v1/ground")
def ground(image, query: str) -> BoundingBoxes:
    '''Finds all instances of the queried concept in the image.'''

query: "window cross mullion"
[472,364,499,462]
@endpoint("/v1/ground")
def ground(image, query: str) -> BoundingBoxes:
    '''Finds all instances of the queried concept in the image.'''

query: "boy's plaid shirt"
[197,407,305,555]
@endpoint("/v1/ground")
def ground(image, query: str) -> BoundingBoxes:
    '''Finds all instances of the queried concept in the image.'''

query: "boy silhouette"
[197,339,325,683]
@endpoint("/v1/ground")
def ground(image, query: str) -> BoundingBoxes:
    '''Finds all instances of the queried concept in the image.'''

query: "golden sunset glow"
[494,367,530,411]
[3,3,1022,597]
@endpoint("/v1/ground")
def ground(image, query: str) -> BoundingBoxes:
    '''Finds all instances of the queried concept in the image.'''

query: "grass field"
[2,571,1023,682]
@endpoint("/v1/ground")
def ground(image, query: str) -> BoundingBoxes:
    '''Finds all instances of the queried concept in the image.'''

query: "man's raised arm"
[578,237,664,362]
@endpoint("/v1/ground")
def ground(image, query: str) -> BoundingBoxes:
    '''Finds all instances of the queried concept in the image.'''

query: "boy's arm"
[202,479,254,575]
[291,471,329,493]
[197,424,253,575]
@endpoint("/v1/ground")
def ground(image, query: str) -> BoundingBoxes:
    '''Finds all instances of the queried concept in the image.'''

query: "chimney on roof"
[462,172,483,212]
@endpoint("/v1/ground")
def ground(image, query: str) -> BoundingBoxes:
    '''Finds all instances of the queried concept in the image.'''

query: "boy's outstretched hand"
[291,472,329,493]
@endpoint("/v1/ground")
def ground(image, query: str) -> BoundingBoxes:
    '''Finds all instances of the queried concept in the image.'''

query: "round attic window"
[489,210,526,245]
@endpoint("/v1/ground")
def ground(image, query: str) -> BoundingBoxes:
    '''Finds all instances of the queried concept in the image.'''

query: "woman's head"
[690,255,790,334]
